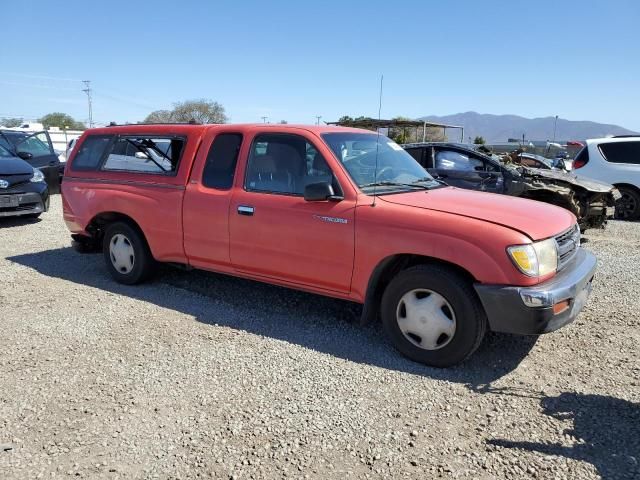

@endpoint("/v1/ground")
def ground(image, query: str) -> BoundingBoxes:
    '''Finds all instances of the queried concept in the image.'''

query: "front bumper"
[0,183,49,218]
[474,248,597,334]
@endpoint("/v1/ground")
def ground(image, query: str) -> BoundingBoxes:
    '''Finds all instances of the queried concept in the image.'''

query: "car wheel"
[103,222,156,284]
[615,187,640,220]
[381,265,487,367]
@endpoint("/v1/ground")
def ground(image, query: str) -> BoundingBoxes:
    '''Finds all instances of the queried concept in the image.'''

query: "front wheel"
[381,265,487,367]
[103,222,156,284]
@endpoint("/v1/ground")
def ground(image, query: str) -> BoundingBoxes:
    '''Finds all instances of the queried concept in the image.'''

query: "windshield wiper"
[360,181,433,191]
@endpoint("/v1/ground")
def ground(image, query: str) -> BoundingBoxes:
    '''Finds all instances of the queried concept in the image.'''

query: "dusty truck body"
[62,124,596,367]
[403,142,619,231]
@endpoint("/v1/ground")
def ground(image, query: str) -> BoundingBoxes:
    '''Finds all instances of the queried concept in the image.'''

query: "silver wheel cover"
[396,289,456,350]
[109,233,135,274]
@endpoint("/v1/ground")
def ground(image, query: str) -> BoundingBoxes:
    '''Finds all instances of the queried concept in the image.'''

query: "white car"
[572,136,640,219]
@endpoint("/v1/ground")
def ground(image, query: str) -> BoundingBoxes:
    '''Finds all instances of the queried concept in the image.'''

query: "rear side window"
[405,147,424,164]
[435,150,484,171]
[102,136,185,174]
[599,141,640,164]
[202,133,243,189]
[71,135,113,171]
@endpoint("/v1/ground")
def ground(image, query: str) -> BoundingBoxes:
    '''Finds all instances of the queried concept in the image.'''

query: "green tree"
[0,117,23,128]
[473,136,486,145]
[143,110,173,123]
[143,99,228,124]
[39,112,85,130]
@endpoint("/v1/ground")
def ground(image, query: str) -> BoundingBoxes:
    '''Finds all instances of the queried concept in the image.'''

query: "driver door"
[13,131,60,191]
[432,148,504,194]
[229,132,355,293]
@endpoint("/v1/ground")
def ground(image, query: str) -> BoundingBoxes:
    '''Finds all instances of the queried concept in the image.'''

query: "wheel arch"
[86,211,148,249]
[612,182,640,196]
[360,254,477,325]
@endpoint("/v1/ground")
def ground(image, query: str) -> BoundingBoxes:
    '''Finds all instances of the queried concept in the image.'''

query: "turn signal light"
[553,300,570,315]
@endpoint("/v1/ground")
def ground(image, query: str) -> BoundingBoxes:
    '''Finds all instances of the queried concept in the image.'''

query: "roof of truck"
[86,123,372,136]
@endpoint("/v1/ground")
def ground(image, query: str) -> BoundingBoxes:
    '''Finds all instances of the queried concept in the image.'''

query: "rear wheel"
[103,222,156,284]
[615,186,640,220]
[381,265,487,367]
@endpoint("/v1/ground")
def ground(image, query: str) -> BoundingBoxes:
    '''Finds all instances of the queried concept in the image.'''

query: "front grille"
[555,224,580,271]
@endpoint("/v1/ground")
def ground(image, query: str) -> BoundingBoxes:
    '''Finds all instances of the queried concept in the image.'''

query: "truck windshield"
[321,132,441,193]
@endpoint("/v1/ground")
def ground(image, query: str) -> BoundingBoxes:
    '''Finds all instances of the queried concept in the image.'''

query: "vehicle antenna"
[372,74,383,207]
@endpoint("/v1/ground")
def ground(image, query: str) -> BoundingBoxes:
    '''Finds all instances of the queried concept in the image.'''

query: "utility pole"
[315,115,322,125]
[81,80,93,128]
[552,115,558,143]
[261,116,268,124]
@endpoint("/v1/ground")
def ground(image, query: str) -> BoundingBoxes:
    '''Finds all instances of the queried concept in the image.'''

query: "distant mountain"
[420,112,638,143]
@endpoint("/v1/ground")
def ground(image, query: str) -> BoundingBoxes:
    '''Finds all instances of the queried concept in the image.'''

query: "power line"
[82,80,93,128]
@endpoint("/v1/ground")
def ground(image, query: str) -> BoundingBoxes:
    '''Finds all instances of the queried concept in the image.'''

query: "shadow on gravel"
[9,247,536,386]
[488,392,640,479]
[0,216,42,229]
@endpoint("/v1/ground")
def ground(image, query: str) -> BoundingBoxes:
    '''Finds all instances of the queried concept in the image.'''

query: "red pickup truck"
[62,124,596,367]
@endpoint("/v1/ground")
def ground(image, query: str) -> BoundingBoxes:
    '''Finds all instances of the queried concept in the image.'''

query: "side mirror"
[556,159,567,170]
[304,182,342,202]
[17,151,33,160]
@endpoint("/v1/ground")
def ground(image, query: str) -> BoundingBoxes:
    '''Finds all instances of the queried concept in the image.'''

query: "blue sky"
[1,0,638,130]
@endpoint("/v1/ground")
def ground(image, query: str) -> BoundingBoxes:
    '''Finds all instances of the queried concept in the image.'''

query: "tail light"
[573,148,589,169]
[573,158,587,169]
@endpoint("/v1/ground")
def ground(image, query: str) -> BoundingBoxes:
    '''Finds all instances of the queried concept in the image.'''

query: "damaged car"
[403,142,620,231]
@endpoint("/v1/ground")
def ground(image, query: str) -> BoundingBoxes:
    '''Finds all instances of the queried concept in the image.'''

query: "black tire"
[102,222,156,284]
[615,186,640,220]
[381,265,487,368]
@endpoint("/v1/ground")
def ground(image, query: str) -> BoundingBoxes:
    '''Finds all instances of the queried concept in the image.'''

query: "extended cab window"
[71,135,113,171]
[598,141,640,164]
[245,134,335,195]
[202,133,243,189]
[102,136,185,174]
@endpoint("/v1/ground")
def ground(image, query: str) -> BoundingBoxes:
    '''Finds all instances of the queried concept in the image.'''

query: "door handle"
[237,205,254,216]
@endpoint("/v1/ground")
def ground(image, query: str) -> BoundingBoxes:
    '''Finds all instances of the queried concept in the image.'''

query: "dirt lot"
[1,195,638,480]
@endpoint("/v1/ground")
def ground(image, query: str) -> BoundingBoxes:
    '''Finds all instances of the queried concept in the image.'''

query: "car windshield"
[0,143,14,158]
[321,132,440,193]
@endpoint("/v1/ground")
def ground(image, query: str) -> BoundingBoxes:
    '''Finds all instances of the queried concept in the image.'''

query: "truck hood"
[519,166,614,193]
[380,187,575,240]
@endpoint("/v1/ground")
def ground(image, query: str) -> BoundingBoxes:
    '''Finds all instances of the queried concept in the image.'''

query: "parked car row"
[61,123,596,367]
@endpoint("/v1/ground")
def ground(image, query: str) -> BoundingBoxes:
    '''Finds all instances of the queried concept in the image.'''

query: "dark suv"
[403,142,619,231]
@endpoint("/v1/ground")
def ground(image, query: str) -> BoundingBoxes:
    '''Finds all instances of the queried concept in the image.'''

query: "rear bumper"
[474,248,597,335]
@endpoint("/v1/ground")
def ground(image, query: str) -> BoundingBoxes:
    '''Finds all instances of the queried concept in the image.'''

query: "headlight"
[507,238,558,277]
[30,168,45,183]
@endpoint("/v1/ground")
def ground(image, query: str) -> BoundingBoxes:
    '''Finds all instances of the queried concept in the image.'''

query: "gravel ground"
[1,195,638,480]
